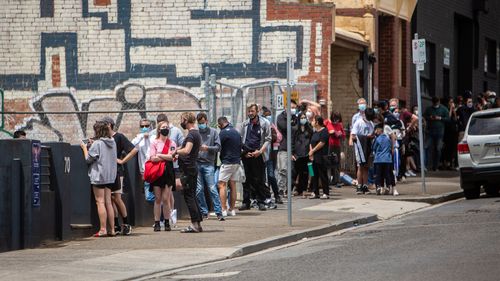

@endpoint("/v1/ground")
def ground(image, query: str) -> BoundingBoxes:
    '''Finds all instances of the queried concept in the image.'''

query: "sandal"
[107,232,117,237]
[93,231,107,237]
[180,225,200,233]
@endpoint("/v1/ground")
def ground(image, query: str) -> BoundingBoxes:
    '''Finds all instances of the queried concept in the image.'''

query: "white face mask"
[306,111,313,119]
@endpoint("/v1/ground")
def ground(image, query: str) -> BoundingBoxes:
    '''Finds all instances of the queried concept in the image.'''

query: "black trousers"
[181,169,202,223]
[242,155,267,204]
[375,163,393,188]
[294,157,309,195]
[312,161,329,196]
[329,146,341,184]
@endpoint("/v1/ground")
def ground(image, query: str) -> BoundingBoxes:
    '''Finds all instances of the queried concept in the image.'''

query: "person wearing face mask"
[308,116,330,199]
[195,113,224,220]
[276,99,298,199]
[292,113,313,197]
[325,111,345,187]
[486,91,497,108]
[424,97,449,171]
[456,97,475,142]
[132,118,155,202]
[100,116,137,236]
[349,98,367,147]
[389,98,400,119]
[174,112,204,233]
[148,121,177,231]
[351,108,375,194]
[239,104,272,211]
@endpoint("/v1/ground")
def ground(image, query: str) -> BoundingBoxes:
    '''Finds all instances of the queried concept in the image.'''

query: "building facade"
[0,0,334,141]
[411,0,500,104]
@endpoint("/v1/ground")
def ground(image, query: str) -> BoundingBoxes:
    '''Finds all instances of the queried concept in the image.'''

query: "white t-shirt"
[351,118,374,136]
[132,133,151,174]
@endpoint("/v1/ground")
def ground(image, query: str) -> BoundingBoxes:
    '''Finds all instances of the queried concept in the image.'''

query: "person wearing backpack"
[148,121,177,231]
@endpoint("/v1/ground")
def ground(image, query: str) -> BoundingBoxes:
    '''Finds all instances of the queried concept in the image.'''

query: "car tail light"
[457,142,470,154]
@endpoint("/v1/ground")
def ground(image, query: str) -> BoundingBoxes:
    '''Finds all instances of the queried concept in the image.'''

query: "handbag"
[144,139,171,183]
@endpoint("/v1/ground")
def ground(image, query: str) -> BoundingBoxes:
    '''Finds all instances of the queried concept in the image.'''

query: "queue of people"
[68,89,499,237]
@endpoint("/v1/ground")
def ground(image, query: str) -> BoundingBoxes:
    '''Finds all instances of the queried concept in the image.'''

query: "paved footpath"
[0,172,461,281]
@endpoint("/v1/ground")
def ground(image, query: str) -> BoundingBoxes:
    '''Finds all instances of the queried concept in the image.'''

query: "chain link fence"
[0,85,206,144]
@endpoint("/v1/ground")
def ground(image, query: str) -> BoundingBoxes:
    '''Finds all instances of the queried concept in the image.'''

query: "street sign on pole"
[412,38,426,64]
[286,57,293,226]
[413,34,427,194]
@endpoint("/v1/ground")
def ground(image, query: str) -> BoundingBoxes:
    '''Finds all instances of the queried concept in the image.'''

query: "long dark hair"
[295,112,313,137]
[330,111,342,123]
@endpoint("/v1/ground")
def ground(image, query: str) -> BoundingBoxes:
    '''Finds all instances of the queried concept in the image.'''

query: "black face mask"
[160,128,169,136]
[181,121,187,130]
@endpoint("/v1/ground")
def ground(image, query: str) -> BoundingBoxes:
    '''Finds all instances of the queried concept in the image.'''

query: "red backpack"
[144,139,170,183]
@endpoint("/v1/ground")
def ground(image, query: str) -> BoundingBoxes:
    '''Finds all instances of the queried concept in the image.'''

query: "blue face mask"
[300,119,307,125]
[374,108,379,114]
[358,104,367,111]
[198,123,207,130]
[140,127,149,133]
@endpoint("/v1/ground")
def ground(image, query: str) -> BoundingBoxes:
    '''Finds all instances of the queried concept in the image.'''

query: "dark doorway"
[454,15,473,96]
[443,68,450,98]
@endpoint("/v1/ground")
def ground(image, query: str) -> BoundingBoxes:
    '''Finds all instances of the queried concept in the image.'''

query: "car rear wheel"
[484,185,499,197]
[463,184,480,200]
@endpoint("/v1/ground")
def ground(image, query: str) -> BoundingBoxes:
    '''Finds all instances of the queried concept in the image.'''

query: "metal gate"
[213,79,318,127]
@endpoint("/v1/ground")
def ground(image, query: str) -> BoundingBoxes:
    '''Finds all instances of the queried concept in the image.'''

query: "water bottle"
[307,162,314,177]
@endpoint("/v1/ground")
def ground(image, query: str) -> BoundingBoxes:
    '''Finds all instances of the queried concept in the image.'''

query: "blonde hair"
[180,112,196,124]
[156,121,168,139]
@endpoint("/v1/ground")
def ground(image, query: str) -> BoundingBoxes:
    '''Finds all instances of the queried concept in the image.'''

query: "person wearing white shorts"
[217,117,242,217]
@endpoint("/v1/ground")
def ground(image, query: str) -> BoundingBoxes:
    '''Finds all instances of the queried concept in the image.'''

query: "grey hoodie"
[86,137,118,185]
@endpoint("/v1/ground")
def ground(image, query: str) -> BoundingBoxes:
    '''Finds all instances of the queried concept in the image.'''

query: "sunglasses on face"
[140,125,150,128]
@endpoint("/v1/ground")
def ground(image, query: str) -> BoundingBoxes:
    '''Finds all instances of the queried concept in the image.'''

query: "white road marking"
[169,271,241,279]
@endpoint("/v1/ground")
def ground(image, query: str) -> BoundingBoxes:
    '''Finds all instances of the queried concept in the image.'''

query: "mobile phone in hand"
[82,139,90,145]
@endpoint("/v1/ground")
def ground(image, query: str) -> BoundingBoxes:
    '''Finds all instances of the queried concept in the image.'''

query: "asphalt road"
[154,197,500,281]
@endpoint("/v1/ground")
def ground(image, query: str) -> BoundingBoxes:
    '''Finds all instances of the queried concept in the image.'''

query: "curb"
[384,190,464,205]
[228,214,378,259]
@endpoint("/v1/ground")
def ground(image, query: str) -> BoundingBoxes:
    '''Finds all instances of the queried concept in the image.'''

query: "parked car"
[458,108,500,199]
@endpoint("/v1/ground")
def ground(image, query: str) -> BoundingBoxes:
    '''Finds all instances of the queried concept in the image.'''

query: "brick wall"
[0,0,334,141]
[377,15,410,104]
[330,45,362,126]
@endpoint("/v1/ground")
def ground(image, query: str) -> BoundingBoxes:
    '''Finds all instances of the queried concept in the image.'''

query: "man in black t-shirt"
[173,112,203,233]
[101,117,138,235]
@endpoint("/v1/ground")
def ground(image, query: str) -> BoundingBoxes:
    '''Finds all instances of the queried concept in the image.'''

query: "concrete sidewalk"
[0,172,461,281]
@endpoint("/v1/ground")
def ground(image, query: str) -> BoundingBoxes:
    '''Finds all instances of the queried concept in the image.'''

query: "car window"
[468,113,500,135]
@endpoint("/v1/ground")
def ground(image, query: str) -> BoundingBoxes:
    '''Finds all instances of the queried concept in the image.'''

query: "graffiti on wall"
[0,0,317,91]
[7,84,201,143]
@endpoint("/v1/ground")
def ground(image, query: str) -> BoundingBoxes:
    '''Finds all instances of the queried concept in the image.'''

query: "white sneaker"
[393,188,399,196]
[405,171,412,177]
[222,210,228,217]
[226,209,236,216]
[408,170,417,177]
[170,209,177,227]
[320,194,330,199]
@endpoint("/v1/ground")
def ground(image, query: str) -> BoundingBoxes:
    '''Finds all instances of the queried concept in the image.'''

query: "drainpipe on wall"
[363,47,370,106]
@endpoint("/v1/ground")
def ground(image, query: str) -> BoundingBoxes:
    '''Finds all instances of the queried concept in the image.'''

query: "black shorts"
[109,177,121,192]
[93,183,115,189]
[150,171,175,191]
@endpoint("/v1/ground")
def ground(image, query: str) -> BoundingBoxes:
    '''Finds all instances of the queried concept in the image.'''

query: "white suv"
[458,108,500,199]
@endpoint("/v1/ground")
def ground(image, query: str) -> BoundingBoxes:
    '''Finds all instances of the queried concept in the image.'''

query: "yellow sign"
[283,90,300,106]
